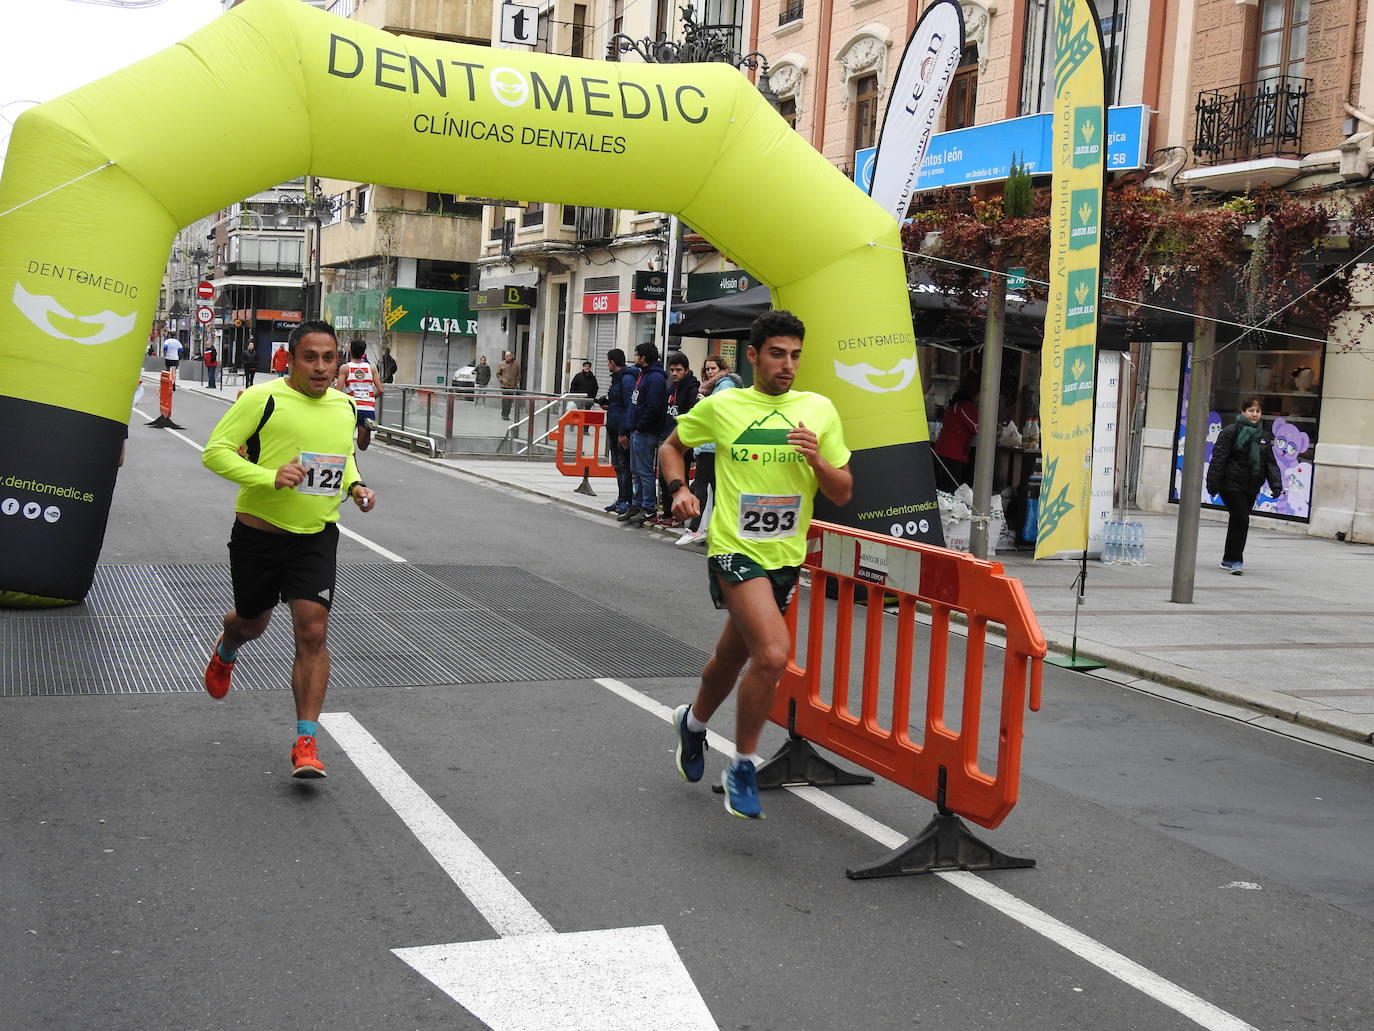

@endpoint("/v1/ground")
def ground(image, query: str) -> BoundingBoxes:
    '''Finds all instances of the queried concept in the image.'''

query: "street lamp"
[606,4,780,108]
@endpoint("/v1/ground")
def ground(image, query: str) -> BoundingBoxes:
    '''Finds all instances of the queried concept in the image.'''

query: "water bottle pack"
[1101,520,1146,565]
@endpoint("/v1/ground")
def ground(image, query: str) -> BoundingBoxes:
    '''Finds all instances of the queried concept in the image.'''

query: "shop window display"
[1170,330,1322,520]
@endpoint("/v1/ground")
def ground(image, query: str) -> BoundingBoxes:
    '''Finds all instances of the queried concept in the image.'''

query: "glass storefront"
[1169,330,1323,521]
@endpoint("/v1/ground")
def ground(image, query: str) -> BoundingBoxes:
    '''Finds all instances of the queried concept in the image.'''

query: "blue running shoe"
[722,760,763,819]
[673,703,707,782]
[1230,563,1244,575]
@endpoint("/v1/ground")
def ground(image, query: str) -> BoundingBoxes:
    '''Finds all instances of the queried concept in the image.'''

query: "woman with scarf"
[1206,397,1283,575]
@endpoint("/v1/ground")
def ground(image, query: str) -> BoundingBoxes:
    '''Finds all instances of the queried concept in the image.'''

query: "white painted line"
[337,522,407,563]
[595,677,1260,1031]
[134,406,408,564]
[319,711,553,937]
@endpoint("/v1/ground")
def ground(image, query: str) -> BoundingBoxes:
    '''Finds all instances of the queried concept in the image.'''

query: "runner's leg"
[221,608,271,653]
[711,575,792,756]
[287,599,331,722]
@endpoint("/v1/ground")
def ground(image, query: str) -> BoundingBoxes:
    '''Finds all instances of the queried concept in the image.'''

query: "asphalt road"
[2,387,1371,1031]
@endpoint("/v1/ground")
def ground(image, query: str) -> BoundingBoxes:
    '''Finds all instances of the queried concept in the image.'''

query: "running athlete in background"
[201,320,378,779]
[336,338,383,451]
[659,310,852,819]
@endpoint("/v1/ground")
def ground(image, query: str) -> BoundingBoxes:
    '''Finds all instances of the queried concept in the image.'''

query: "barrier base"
[711,733,875,792]
[574,473,597,496]
[145,416,185,429]
[845,809,1036,879]
[1046,651,1105,671]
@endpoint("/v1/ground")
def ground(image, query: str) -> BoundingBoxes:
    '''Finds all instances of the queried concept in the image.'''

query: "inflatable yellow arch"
[0,0,937,606]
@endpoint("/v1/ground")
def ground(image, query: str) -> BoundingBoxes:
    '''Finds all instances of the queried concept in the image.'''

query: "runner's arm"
[788,421,852,506]
[371,363,383,397]
[202,396,279,489]
[658,430,700,520]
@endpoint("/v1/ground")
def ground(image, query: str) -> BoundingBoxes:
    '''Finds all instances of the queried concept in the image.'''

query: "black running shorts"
[707,553,800,614]
[228,520,339,619]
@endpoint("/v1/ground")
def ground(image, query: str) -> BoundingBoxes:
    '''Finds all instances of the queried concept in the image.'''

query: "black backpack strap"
[243,395,276,464]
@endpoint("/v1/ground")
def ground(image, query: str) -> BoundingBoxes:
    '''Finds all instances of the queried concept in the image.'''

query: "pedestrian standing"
[242,342,258,388]
[475,354,492,405]
[497,350,521,420]
[655,352,699,527]
[271,345,290,378]
[570,359,599,410]
[200,320,377,779]
[599,348,636,514]
[1206,396,1283,575]
[381,346,398,384]
[676,354,741,547]
[932,370,979,493]
[203,341,219,389]
[617,342,668,527]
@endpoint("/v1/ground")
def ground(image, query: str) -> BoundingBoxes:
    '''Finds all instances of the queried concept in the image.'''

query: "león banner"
[1036,0,1106,559]
[0,0,937,606]
[868,0,964,225]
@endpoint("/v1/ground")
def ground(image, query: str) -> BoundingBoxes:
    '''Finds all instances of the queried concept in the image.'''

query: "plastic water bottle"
[1101,522,1119,563]
[1130,521,1146,564]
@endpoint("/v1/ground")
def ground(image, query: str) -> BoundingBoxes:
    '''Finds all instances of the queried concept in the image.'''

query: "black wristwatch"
[347,480,367,497]
[666,479,685,495]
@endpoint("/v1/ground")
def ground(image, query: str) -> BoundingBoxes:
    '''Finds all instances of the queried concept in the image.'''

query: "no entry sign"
[196,281,215,299]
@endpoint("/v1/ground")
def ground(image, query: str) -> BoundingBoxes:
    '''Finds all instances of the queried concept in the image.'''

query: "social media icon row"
[889,518,930,538]
[0,498,60,522]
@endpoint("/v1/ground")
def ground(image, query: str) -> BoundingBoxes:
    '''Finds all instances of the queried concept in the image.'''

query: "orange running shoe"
[204,634,234,699]
[290,735,327,779]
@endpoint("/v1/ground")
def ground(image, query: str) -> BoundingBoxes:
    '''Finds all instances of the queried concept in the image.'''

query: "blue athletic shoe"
[673,704,708,782]
[722,760,763,819]
[1230,563,1244,576]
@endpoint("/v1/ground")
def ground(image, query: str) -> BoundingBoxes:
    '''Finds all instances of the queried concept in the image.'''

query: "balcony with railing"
[575,206,618,244]
[1192,76,1310,166]
[778,1,804,26]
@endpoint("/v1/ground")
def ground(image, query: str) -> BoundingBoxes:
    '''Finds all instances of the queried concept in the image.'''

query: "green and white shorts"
[707,553,800,614]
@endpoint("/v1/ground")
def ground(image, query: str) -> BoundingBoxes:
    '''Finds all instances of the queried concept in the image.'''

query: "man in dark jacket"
[655,352,700,526]
[617,341,668,527]
[1205,397,1283,574]
[599,349,637,514]
[570,359,598,410]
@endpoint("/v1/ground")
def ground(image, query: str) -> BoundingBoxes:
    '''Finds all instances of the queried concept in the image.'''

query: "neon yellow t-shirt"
[202,378,360,534]
[675,387,850,568]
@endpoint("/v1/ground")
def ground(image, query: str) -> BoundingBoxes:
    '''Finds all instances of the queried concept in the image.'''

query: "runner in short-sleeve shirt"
[674,388,849,570]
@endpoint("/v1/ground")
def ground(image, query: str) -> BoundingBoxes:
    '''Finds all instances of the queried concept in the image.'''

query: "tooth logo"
[832,356,917,394]
[12,282,137,346]
[489,67,529,107]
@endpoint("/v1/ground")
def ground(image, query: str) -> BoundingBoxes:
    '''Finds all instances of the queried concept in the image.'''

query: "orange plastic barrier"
[550,408,617,479]
[765,520,1046,876]
[158,372,173,418]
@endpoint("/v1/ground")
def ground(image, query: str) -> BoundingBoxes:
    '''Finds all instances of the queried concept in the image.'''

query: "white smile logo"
[489,67,529,107]
[12,282,137,346]
[832,356,918,394]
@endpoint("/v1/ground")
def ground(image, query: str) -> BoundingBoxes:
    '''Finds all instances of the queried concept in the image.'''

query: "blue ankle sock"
[296,719,319,739]
[216,639,237,663]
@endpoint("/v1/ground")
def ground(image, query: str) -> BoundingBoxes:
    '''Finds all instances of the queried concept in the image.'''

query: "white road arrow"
[319,712,717,1031]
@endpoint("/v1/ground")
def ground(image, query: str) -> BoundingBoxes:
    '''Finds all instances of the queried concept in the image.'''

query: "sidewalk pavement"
[156,374,1374,750]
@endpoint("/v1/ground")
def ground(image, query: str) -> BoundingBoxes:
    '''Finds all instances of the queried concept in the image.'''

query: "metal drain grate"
[0,564,709,697]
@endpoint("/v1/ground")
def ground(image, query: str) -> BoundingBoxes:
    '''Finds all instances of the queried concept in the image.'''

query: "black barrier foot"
[845,808,1035,879]
[710,733,874,793]
[145,416,184,429]
[574,472,597,496]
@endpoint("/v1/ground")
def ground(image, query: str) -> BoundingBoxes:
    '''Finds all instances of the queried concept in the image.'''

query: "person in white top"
[161,335,182,384]
[334,338,383,451]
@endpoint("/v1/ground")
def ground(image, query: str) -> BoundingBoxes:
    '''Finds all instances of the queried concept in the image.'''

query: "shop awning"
[667,275,1196,348]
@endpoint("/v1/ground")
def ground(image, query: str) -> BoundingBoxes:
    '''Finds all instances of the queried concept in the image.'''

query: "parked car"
[451,364,476,394]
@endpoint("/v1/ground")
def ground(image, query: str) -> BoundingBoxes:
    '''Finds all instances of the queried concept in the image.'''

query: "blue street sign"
[855,146,877,194]
[855,106,1150,195]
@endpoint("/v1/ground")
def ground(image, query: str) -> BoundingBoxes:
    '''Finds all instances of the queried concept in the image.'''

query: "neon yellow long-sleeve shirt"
[202,378,360,534]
